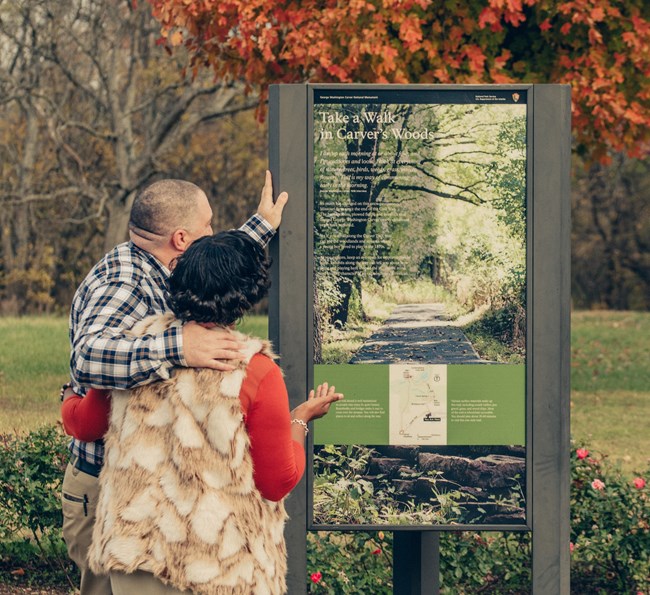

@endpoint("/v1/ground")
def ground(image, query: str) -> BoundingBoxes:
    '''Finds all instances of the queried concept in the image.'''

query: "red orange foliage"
[148,0,650,162]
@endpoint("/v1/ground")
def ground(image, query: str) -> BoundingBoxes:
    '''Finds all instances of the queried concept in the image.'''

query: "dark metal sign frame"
[269,83,570,595]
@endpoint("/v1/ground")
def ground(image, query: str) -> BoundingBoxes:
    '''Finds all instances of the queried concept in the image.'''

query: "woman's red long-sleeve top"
[61,353,305,502]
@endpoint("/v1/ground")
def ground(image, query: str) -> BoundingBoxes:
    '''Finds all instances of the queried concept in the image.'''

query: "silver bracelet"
[291,418,309,435]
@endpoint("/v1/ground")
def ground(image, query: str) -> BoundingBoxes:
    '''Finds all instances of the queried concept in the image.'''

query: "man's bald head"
[129,179,208,238]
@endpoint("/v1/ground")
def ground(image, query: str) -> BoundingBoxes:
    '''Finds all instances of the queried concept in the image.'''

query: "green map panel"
[313,364,525,445]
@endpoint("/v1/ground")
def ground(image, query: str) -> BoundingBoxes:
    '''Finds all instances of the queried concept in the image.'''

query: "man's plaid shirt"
[68,215,274,465]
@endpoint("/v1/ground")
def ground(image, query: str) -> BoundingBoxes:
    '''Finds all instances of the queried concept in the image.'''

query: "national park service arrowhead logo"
[512,93,521,103]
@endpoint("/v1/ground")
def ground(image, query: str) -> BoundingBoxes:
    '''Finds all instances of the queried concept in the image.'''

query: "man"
[61,172,287,594]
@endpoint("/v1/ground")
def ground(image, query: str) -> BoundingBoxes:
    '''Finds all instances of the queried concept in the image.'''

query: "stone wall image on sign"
[313,444,525,526]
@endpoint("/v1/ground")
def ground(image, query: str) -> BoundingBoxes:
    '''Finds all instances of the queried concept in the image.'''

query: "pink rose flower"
[310,571,322,584]
[576,448,589,460]
[569,542,574,553]
[633,477,646,489]
[591,479,605,491]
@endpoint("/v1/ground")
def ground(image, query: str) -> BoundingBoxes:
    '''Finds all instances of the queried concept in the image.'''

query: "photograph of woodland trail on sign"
[311,89,528,527]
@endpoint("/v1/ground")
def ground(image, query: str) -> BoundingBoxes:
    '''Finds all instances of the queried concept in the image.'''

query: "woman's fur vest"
[88,313,288,594]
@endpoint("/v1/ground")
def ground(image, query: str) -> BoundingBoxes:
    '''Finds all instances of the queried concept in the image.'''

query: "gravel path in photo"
[350,303,483,364]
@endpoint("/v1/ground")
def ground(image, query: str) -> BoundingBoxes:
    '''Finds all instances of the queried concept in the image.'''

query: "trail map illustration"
[389,365,447,445]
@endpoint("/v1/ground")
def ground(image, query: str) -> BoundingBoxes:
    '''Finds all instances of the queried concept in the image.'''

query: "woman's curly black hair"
[168,230,270,326]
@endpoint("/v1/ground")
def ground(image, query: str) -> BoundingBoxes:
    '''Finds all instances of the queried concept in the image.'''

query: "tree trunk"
[331,107,381,327]
[2,105,40,313]
[103,191,135,252]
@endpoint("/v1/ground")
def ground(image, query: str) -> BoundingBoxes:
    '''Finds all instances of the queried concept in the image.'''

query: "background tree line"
[572,155,650,310]
[0,0,265,315]
[0,0,648,315]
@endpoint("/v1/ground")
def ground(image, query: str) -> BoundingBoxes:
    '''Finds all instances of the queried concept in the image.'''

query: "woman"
[80,231,341,594]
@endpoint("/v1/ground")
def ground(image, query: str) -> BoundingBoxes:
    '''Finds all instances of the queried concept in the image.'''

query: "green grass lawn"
[0,311,647,474]
[0,317,71,431]
[571,390,649,475]
[570,310,650,475]
[0,315,268,432]
[571,310,650,392]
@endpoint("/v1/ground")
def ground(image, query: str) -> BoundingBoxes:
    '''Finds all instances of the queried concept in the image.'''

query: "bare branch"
[389,183,485,206]
[195,96,258,124]
[150,83,232,152]
[59,120,117,141]
[126,81,185,116]
[402,162,487,202]
[1,186,83,204]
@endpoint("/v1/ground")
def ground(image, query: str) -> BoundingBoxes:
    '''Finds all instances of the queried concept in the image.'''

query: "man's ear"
[170,228,190,252]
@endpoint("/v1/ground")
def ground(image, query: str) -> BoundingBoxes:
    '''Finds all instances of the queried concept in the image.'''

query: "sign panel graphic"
[311,88,528,527]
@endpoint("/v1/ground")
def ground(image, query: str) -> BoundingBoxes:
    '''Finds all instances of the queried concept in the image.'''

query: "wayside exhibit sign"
[268,83,570,592]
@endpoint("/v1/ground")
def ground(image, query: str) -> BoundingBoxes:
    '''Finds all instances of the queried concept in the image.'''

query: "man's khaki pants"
[110,571,188,594]
[61,462,111,595]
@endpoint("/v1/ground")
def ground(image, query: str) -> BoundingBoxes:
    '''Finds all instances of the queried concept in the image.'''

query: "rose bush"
[0,427,646,593]
[0,425,78,588]
[570,444,649,594]
[307,442,648,594]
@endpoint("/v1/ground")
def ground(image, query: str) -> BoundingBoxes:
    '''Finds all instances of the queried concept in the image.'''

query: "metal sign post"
[393,532,440,594]
[530,85,572,594]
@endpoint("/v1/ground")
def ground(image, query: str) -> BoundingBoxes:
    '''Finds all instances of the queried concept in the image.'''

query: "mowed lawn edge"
[1,312,648,474]
[0,315,268,432]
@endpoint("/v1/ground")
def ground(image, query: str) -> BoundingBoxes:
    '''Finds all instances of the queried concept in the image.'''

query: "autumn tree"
[150,0,650,316]
[150,0,650,162]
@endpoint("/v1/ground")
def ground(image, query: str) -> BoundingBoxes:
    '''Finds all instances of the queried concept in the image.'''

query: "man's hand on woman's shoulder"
[182,322,245,371]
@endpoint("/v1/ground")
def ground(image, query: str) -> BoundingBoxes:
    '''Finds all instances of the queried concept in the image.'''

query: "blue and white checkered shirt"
[69,215,275,465]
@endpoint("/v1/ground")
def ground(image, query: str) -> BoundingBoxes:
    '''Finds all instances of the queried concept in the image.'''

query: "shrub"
[307,529,532,594]
[0,426,646,594]
[307,531,392,594]
[307,442,648,594]
[0,425,68,541]
[0,424,76,586]
[570,445,649,594]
